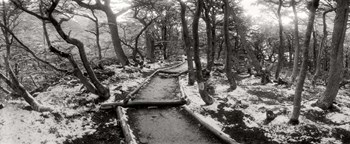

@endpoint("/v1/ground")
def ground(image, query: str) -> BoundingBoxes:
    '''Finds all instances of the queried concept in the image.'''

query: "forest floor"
[1,60,350,144]
[124,63,223,144]
[0,61,179,144]
[180,67,350,144]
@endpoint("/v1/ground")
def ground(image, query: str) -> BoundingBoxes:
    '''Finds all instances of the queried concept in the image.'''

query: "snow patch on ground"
[179,71,350,143]
[327,113,350,124]
[196,112,224,131]
[0,61,169,144]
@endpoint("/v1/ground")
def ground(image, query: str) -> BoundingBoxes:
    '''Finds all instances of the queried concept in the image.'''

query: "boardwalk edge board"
[100,100,187,109]
[116,106,137,144]
[178,72,239,144]
[182,106,239,144]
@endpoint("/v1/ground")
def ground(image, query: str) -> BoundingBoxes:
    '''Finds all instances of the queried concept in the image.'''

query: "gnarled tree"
[0,57,53,112]
[73,0,129,66]
[12,0,110,99]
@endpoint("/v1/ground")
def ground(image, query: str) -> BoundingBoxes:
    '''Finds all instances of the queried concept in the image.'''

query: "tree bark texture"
[311,8,335,86]
[105,8,129,66]
[290,0,301,82]
[193,0,214,105]
[312,30,318,71]
[316,0,349,110]
[23,0,111,99]
[48,14,110,99]
[145,31,156,63]
[40,8,98,95]
[179,0,195,85]
[91,10,102,60]
[275,0,285,80]
[289,0,319,125]
[224,0,237,90]
[203,0,216,71]
[162,25,168,60]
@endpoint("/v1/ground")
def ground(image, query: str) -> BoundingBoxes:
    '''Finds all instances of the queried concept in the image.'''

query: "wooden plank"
[116,106,137,144]
[101,100,186,109]
[182,106,239,144]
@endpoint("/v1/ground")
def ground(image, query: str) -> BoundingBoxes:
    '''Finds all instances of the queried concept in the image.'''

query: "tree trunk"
[72,0,129,65]
[217,40,224,60]
[132,20,154,66]
[0,85,10,94]
[145,31,156,63]
[49,46,98,94]
[227,6,263,75]
[203,0,216,71]
[91,10,102,60]
[312,30,318,72]
[162,25,168,60]
[134,13,155,64]
[45,5,110,99]
[290,0,301,82]
[1,0,10,76]
[311,8,335,86]
[208,10,216,71]
[40,12,98,95]
[275,0,284,80]
[105,7,129,66]
[289,0,319,125]
[0,57,53,112]
[205,20,213,70]
[0,21,68,73]
[285,33,293,65]
[316,0,349,110]
[179,0,195,85]
[224,0,237,90]
[193,0,214,105]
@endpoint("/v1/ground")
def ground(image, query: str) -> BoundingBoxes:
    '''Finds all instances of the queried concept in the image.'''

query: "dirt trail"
[128,107,221,144]
[134,75,180,101]
[125,62,223,144]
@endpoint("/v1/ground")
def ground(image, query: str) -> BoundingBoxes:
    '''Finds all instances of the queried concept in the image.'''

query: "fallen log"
[101,99,187,109]
[182,106,238,144]
[116,106,137,144]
